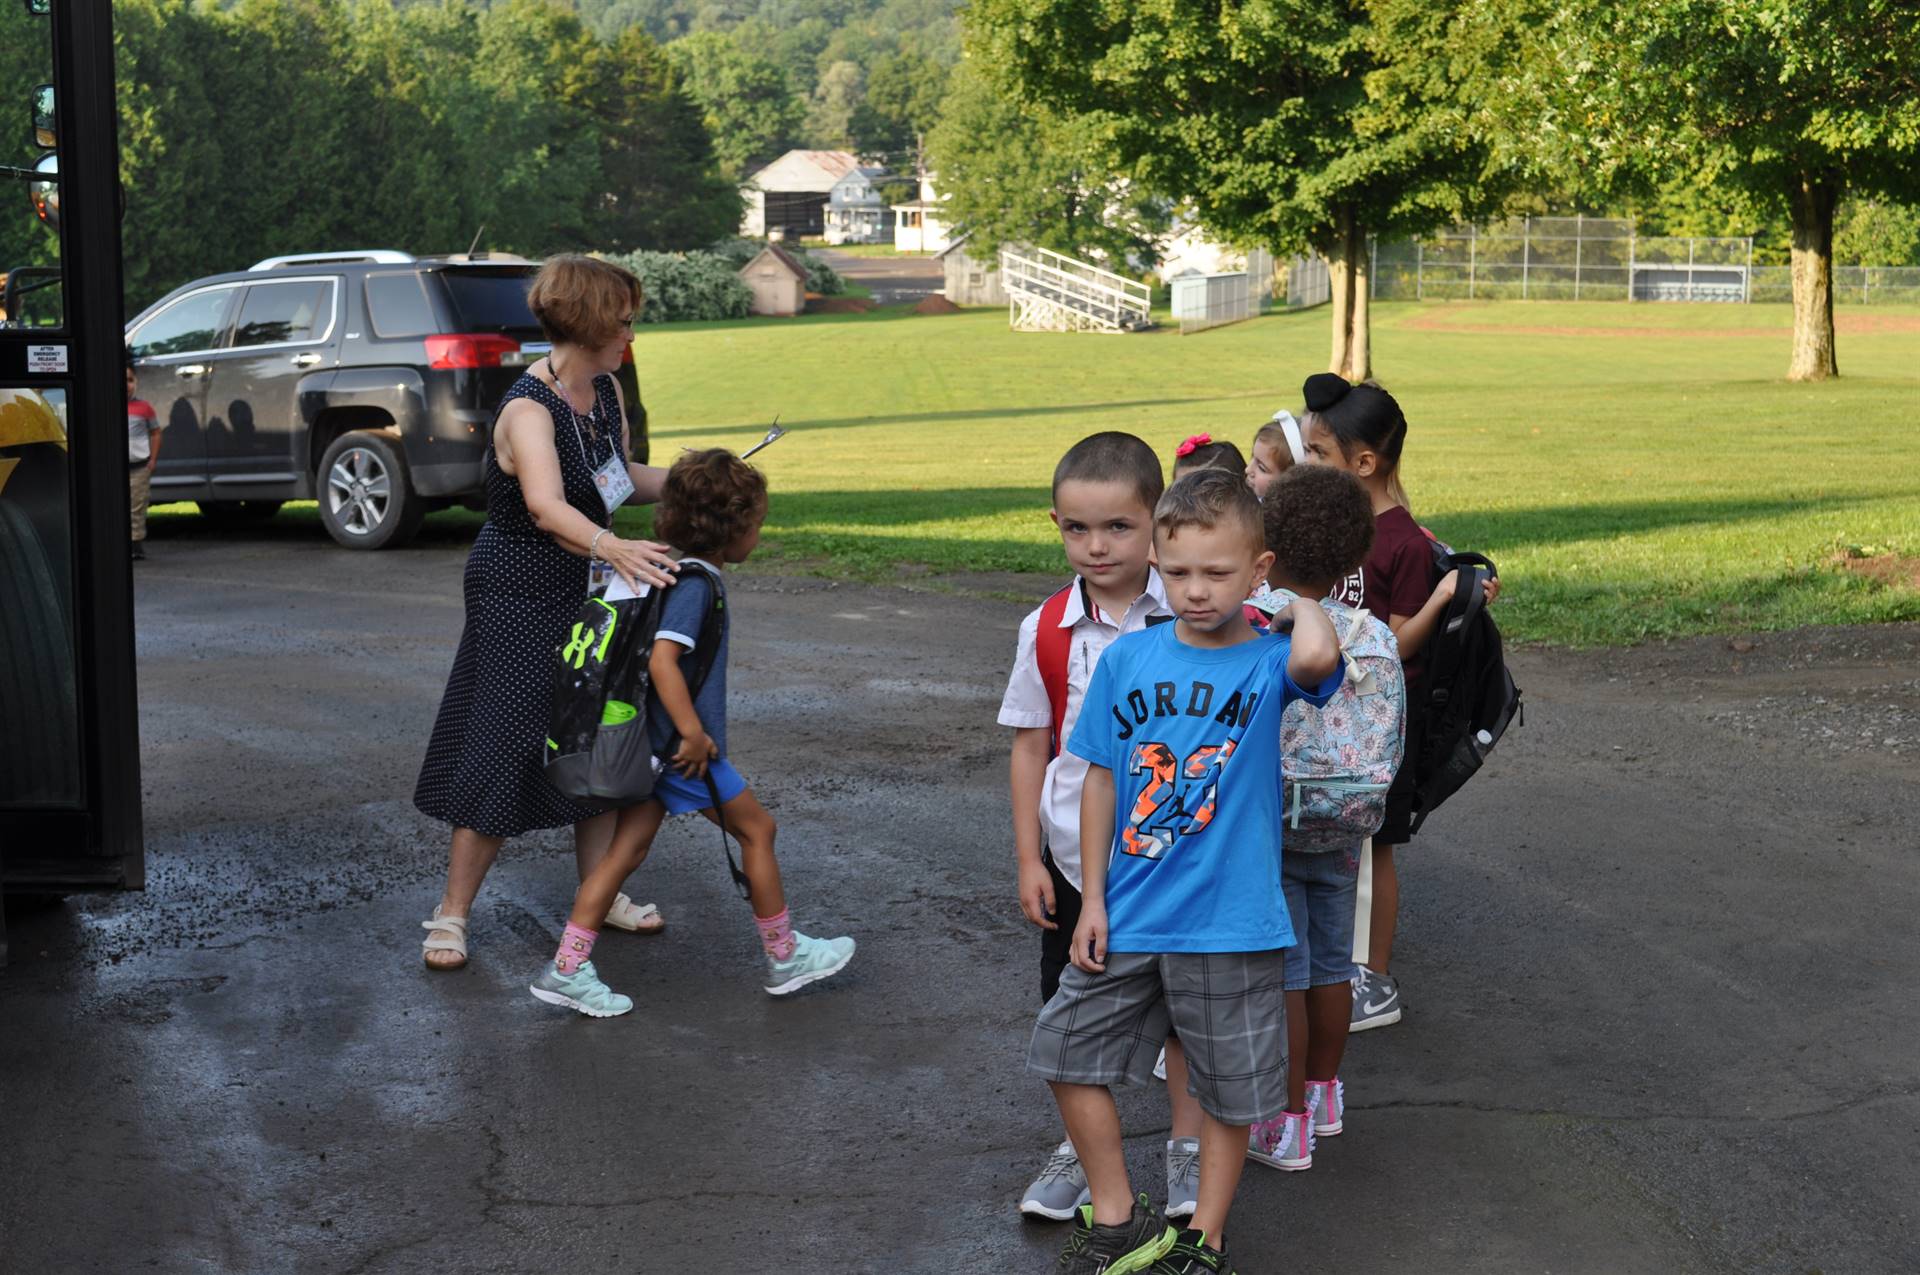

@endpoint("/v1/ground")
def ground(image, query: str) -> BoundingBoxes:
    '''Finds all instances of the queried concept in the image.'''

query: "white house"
[891,174,954,254]
[824,166,892,245]
[740,150,861,241]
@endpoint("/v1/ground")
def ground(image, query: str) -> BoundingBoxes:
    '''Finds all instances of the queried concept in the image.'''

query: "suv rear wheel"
[197,500,285,523]
[317,431,426,550]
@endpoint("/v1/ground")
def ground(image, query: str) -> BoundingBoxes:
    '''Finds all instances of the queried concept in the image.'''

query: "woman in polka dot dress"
[416,256,679,970]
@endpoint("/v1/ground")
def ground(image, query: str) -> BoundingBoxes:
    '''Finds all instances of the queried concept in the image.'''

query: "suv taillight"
[426,333,521,369]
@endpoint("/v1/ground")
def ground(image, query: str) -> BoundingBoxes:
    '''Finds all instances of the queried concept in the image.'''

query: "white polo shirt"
[998,571,1172,891]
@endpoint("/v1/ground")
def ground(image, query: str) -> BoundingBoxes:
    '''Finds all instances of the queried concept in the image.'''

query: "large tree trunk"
[1327,204,1372,381]
[1787,174,1839,382]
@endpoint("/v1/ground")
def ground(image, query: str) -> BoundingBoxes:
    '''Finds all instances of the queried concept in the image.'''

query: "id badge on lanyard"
[592,452,634,516]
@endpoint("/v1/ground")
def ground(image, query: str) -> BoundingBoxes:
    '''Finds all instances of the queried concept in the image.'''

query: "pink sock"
[554,922,597,975]
[755,908,796,961]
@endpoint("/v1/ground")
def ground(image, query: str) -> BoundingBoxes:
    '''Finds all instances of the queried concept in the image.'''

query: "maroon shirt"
[1328,505,1434,684]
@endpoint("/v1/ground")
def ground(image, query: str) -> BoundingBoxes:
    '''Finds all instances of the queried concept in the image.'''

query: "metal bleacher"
[998,246,1153,333]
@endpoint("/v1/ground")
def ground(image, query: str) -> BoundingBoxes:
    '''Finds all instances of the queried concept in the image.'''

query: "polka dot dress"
[414,370,622,837]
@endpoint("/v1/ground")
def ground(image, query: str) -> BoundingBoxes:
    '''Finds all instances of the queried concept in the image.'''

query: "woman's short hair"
[526,254,643,348]
[654,448,769,556]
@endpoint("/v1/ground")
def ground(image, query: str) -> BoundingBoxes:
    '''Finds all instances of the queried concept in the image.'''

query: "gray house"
[825,166,891,245]
[937,235,1007,305]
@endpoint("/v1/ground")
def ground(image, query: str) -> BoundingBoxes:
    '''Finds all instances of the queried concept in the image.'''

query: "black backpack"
[543,562,725,806]
[1407,547,1522,835]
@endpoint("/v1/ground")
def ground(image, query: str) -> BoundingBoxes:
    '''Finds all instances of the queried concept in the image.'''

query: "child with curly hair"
[530,448,856,1016]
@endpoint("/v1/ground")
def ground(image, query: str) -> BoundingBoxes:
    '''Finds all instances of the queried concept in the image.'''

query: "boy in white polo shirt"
[999,432,1205,1223]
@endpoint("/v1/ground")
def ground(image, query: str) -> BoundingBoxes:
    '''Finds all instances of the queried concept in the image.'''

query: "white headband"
[1269,410,1306,464]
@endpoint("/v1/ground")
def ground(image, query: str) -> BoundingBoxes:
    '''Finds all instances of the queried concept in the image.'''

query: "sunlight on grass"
[631,300,1920,645]
[155,300,1920,646]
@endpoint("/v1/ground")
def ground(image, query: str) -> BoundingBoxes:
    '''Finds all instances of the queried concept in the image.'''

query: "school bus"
[0,0,145,946]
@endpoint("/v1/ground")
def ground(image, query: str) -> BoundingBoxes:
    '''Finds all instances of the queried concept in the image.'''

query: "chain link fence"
[1280,217,1920,307]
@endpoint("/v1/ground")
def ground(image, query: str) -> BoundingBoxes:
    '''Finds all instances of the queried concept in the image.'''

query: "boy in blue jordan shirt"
[1027,469,1342,1275]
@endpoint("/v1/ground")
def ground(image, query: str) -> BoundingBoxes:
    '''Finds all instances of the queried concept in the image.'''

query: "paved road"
[3,522,1917,1273]
[814,248,945,305]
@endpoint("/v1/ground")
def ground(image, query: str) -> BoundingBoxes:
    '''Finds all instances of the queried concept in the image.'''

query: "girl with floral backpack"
[1244,464,1406,1174]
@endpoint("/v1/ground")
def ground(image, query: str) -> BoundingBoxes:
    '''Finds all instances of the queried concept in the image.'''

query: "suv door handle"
[291,352,322,368]
[174,364,208,379]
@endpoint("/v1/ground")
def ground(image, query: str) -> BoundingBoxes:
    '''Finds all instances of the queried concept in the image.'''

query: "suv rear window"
[365,272,438,338]
[437,269,539,333]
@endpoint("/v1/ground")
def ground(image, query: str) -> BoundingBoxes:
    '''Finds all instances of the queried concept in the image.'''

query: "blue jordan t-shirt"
[1066,623,1341,954]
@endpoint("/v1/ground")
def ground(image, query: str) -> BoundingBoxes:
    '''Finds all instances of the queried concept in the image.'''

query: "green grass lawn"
[155,299,1920,646]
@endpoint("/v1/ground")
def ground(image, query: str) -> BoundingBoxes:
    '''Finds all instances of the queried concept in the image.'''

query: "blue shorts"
[651,757,747,815]
[1281,846,1360,992]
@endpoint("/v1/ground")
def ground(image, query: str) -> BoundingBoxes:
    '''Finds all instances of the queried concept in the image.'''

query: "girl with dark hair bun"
[1296,374,1501,1033]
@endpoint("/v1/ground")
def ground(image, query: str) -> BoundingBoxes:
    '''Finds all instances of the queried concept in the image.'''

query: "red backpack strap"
[1035,583,1076,758]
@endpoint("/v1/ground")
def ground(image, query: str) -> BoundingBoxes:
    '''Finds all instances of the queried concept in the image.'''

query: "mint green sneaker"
[529,961,633,1017]
[764,931,855,996]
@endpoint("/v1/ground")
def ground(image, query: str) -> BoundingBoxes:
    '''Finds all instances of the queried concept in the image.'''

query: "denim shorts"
[651,757,747,814]
[1281,846,1360,992]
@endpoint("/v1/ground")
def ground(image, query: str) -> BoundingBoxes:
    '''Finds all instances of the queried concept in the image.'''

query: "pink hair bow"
[1175,433,1212,458]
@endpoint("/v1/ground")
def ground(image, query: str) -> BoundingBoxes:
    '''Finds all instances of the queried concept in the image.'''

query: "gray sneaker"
[1164,1137,1200,1220]
[1019,1141,1090,1221]
[1350,967,1402,1032]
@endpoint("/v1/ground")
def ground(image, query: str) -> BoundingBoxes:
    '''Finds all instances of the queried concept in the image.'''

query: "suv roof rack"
[417,252,535,265]
[248,250,416,271]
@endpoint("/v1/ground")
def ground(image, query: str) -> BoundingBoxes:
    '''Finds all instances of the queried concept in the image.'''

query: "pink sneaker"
[1308,1077,1345,1137]
[1246,1110,1314,1171]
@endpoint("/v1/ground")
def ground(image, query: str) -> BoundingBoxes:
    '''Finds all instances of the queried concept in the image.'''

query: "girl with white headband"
[1248,410,1307,499]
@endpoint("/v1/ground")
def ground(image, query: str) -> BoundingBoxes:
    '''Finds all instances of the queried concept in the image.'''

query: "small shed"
[936,235,1006,305]
[739,243,809,317]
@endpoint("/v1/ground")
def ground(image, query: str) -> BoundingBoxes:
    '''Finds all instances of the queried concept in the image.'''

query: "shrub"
[603,250,752,324]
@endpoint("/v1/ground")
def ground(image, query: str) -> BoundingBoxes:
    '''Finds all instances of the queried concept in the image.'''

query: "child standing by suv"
[1000,432,1212,1223]
[1030,468,1341,1274]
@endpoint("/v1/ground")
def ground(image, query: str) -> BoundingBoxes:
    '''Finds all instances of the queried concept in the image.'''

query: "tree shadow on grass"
[643,389,1286,441]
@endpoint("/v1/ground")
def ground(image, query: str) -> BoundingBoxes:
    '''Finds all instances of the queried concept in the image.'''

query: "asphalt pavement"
[2,519,1917,1274]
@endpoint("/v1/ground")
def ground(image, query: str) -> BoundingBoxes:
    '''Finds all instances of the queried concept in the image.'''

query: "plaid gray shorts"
[1026,949,1289,1126]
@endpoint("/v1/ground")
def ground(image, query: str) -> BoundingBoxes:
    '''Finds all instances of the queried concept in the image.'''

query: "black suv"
[126,251,646,549]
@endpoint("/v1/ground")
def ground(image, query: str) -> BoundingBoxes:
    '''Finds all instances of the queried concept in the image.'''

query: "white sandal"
[421,910,470,970]
[603,893,664,934]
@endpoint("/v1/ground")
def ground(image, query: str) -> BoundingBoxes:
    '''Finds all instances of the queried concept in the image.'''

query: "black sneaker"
[1148,1228,1235,1273]
[1057,1193,1176,1273]
[131,543,146,561]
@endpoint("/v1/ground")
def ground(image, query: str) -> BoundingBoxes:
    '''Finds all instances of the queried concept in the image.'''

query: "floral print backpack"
[1264,592,1407,850]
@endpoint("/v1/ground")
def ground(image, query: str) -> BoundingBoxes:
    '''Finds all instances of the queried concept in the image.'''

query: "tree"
[927,61,1169,268]
[1514,0,1920,380]
[666,29,806,176]
[804,58,866,147]
[849,51,948,174]
[966,0,1524,380]
[577,27,742,250]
